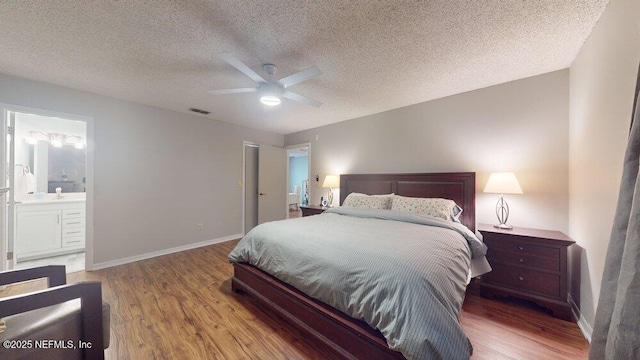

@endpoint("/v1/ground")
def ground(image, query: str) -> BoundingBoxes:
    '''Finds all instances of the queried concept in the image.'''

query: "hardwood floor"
[289,209,302,218]
[1,239,589,359]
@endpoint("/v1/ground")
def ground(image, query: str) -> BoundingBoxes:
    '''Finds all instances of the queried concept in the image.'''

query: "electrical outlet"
[197,224,203,231]
[237,180,242,188]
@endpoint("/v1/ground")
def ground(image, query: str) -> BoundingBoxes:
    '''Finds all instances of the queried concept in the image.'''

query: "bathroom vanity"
[14,200,85,261]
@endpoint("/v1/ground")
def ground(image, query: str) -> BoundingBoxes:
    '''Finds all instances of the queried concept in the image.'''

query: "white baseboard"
[91,234,242,271]
[569,294,593,342]
[577,314,594,343]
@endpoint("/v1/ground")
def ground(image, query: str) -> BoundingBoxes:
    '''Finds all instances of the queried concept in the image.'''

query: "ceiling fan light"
[260,95,281,106]
[259,83,282,106]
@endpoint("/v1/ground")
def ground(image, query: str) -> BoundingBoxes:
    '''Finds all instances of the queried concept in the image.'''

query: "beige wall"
[286,70,570,232]
[569,0,640,337]
[0,73,283,266]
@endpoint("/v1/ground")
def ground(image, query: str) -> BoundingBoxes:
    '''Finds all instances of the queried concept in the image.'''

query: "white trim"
[569,293,592,342]
[0,104,7,271]
[92,233,242,270]
[577,315,593,343]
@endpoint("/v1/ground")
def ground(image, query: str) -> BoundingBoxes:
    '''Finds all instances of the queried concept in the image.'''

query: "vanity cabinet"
[16,210,62,256]
[15,201,86,261]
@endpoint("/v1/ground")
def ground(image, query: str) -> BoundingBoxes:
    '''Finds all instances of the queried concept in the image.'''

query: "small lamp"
[483,172,523,229]
[322,175,339,207]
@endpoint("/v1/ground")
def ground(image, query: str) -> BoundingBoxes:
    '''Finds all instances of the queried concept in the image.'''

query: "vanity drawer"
[63,208,85,219]
[62,217,85,229]
[62,236,85,248]
[483,262,561,299]
[62,227,85,238]
[484,235,559,259]
[487,248,560,271]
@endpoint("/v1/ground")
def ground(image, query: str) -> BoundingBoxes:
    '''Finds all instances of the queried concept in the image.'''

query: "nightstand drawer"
[487,248,560,271]
[484,262,560,299]
[484,235,559,259]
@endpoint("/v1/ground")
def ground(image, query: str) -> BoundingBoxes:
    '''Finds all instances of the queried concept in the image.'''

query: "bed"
[229,172,485,359]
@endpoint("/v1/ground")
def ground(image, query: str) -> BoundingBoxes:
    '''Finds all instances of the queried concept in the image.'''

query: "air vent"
[189,108,210,115]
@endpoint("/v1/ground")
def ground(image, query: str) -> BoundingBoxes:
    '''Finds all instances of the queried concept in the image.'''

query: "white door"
[244,144,259,234]
[0,105,8,270]
[258,145,286,224]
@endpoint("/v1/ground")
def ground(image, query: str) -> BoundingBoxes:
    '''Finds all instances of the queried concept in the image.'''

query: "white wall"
[286,70,570,232]
[0,73,283,266]
[569,0,640,337]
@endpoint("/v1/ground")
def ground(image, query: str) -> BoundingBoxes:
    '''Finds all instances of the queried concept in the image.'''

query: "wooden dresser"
[299,205,328,217]
[478,223,576,321]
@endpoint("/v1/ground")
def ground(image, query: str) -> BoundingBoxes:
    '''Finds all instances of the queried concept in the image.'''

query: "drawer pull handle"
[518,258,524,263]
[518,275,524,281]
[518,246,524,251]
[67,221,81,225]
[66,231,82,234]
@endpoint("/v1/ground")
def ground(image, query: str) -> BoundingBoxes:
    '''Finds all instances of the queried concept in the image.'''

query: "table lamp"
[322,175,339,207]
[483,172,523,229]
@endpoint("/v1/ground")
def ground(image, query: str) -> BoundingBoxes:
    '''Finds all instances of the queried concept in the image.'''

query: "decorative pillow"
[452,204,464,222]
[391,195,460,221]
[342,193,394,209]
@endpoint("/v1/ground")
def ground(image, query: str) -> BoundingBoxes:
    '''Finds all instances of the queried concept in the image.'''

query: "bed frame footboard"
[232,263,404,360]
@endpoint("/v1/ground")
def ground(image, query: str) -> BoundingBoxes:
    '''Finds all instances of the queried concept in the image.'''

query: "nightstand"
[299,205,328,217]
[478,223,576,321]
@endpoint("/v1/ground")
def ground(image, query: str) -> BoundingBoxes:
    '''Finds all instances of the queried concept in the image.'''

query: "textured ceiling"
[0,1,608,135]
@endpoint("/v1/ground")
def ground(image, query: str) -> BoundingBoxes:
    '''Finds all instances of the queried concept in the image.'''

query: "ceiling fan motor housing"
[262,64,278,77]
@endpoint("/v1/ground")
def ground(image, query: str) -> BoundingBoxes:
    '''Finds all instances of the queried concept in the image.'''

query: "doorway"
[4,108,88,273]
[243,142,287,235]
[286,144,310,219]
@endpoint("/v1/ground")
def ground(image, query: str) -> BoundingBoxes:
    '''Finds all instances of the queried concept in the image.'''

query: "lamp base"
[494,223,513,230]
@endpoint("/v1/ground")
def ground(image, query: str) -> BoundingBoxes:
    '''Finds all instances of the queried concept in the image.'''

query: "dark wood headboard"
[339,172,476,232]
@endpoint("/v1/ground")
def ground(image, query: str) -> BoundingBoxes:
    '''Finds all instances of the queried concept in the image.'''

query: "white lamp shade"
[322,175,340,188]
[483,172,523,194]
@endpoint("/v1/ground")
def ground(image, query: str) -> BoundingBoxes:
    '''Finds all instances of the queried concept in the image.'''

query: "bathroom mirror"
[46,144,86,193]
[18,142,86,193]
[14,112,87,195]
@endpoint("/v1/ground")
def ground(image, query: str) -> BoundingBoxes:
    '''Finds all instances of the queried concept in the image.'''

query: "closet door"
[257,145,286,224]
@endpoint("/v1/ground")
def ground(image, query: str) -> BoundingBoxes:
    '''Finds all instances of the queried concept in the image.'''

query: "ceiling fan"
[209,53,322,107]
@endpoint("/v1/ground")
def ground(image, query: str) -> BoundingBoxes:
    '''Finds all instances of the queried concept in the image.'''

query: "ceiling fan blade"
[278,66,322,88]
[218,52,266,83]
[282,91,323,107]
[208,87,257,95]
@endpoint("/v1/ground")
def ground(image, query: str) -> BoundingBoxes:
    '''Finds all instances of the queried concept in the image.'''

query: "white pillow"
[342,193,394,209]
[391,195,460,221]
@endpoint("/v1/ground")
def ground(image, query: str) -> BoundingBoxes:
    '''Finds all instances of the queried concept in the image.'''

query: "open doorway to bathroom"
[5,109,87,273]
[286,144,310,219]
